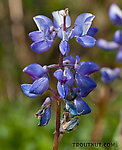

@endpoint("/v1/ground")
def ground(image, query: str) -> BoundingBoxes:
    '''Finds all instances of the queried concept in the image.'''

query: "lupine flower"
[21,8,99,137]
[75,61,99,97]
[97,30,122,62]
[21,64,49,98]
[29,15,56,53]
[54,68,74,98]
[58,12,98,55]
[29,9,97,55]
[100,67,120,83]
[109,3,122,26]
[35,97,51,126]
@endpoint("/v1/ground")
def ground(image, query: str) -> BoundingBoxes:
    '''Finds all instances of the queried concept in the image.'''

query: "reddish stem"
[53,9,67,150]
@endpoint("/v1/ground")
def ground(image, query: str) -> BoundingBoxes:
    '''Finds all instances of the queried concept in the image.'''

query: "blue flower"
[109,3,122,26]
[58,13,98,55]
[54,68,74,98]
[35,97,51,126]
[29,15,56,53]
[74,97,91,115]
[29,10,97,55]
[97,30,122,62]
[65,96,91,116]
[73,13,97,48]
[21,64,49,98]
[75,61,99,97]
[100,67,120,83]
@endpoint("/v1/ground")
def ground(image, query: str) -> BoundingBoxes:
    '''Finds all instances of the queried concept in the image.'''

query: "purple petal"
[76,35,96,48]
[97,39,119,50]
[74,97,91,115]
[57,82,68,99]
[33,15,53,30]
[29,77,49,94]
[52,10,71,29]
[78,61,99,76]
[75,74,97,97]
[21,84,39,98]
[75,13,95,25]
[54,69,63,82]
[23,64,46,80]
[87,27,98,37]
[29,31,43,42]
[39,107,51,126]
[113,30,122,45]
[101,67,120,83]
[59,40,69,56]
[109,3,122,26]
[64,68,74,88]
[31,40,51,53]
[116,49,122,62]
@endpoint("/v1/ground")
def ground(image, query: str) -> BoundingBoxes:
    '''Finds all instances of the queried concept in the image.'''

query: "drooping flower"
[21,64,49,98]
[109,3,122,26]
[35,97,51,126]
[97,30,122,62]
[100,67,120,83]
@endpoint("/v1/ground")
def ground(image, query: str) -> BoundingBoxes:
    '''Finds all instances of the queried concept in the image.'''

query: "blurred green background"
[0,0,122,149]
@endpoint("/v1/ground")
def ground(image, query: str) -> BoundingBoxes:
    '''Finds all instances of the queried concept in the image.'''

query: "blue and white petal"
[76,35,96,48]
[75,13,95,25]
[33,15,53,31]
[52,10,71,29]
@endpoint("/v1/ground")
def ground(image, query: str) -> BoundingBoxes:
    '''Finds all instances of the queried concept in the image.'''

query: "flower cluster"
[21,9,99,132]
[97,3,122,83]
[29,9,97,55]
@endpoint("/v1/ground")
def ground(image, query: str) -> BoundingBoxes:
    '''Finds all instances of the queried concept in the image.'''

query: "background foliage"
[0,0,122,149]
